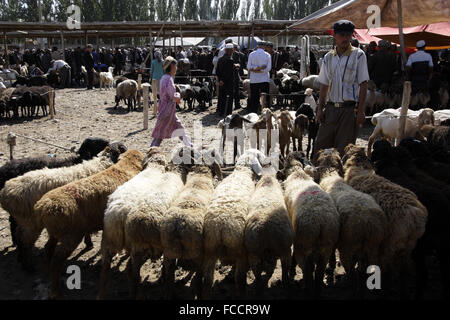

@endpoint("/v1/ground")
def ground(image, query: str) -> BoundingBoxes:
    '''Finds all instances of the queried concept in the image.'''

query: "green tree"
[184,0,198,20]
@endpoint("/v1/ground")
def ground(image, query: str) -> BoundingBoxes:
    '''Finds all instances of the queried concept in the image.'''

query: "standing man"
[232,43,244,109]
[368,40,396,91]
[313,20,369,161]
[216,43,236,116]
[84,44,95,90]
[265,42,282,79]
[406,40,434,94]
[247,41,271,114]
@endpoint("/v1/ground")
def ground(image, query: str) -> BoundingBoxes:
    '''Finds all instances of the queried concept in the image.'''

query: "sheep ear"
[212,161,223,181]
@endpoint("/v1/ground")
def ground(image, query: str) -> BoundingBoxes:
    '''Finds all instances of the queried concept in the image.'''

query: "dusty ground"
[0,88,444,300]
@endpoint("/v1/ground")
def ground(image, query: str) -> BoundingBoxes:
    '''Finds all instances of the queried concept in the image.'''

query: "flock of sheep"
[0,117,449,299]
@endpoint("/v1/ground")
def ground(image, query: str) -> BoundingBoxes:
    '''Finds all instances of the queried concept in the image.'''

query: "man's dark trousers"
[249,82,269,114]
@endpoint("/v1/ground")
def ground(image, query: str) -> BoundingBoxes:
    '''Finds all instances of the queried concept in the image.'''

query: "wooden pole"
[251,24,254,50]
[397,0,409,139]
[112,38,115,49]
[84,30,88,48]
[163,28,165,54]
[398,81,411,141]
[96,34,99,51]
[179,24,184,48]
[60,30,64,57]
[49,89,54,119]
[137,74,142,106]
[3,31,8,68]
[397,0,407,71]
[143,83,149,130]
[149,28,153,62]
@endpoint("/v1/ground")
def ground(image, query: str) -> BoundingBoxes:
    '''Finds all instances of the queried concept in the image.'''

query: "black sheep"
[28,76,48,87]
[12,76,28,87]
[296,103,318,159]
[371,141,450,299]
[399,138,450,185]
[0,137,110,247]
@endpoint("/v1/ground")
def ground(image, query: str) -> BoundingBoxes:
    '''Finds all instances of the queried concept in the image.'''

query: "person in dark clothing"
[232,43,244,109]
[368,40,396,91]
[113,48,123,76]
[265,42,282,79]
[84,44,95,90]
[41,49,52,73]
[216,44,236,116]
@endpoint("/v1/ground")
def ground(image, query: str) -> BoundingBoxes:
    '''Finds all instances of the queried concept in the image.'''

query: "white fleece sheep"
[98,147,182,299]
[160,151,222,299]
[283,151,340,297]
[34,149,144,299]
[367,115,422,157]
[244,172,294,292]
[202,149,264,299]
[0,145,124,271]
[316,149,387,293]
[99,67,114,90]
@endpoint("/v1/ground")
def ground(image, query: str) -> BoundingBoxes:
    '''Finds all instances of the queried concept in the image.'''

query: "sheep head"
[342,144,373,172]
[418,109,435,127]
[235,149,267,177]
[101,141,128,163]
[316,148,344,179]
[143,147,167,169]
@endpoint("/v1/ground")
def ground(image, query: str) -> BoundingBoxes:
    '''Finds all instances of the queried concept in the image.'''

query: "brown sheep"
[34,149,144,299]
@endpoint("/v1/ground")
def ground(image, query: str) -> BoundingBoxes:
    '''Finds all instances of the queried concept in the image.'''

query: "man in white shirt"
[247,41,271,114]
[406,40,433,92]
[313,20,369,161]
[47,59,71,89]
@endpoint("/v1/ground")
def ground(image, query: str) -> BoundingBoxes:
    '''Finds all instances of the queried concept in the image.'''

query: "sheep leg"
[49,235,83,300]
[290,251,297,280]
[302,255,314,297]
[292,137,297,152]
[83,234,93,250]
[367,126,381,157]
[97,250,112,300]
[16,224,41,272]
[326,249,337,285]
[314,255,326,298]
[192,263,203,300]
[235,258,248,299]
[306,136,312,159]
[9,215,18,246]
[44,236,58,269]
[264,258,277,289]
[128,251,145,299]
[162,257,176,300]
[276,253,289,291]
[201,256,216,299]
[252,261,264,295]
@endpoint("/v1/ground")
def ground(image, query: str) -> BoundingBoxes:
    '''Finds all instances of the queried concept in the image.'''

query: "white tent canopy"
[153,37,205,47]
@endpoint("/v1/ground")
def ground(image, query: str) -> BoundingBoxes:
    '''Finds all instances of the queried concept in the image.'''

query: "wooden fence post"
[49,89,54,119]
[143,83,150,130]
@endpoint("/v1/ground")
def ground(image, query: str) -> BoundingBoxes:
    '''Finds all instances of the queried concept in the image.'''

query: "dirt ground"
[0,88,444,300]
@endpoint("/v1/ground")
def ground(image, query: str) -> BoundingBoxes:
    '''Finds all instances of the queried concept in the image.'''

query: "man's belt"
[327,101,356,108]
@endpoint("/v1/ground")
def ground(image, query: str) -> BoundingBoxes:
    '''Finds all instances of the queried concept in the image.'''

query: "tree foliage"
[0,0,334,22]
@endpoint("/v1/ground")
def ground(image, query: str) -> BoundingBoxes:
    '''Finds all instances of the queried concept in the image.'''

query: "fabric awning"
[290,0,450,31]
[369,22,450,49]
[153,37,205,47]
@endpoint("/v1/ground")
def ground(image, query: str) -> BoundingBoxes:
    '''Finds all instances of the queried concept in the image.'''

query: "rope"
[8,132,76,153]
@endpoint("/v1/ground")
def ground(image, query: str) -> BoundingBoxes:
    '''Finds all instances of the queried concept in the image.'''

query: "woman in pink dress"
[150,56,193,147]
